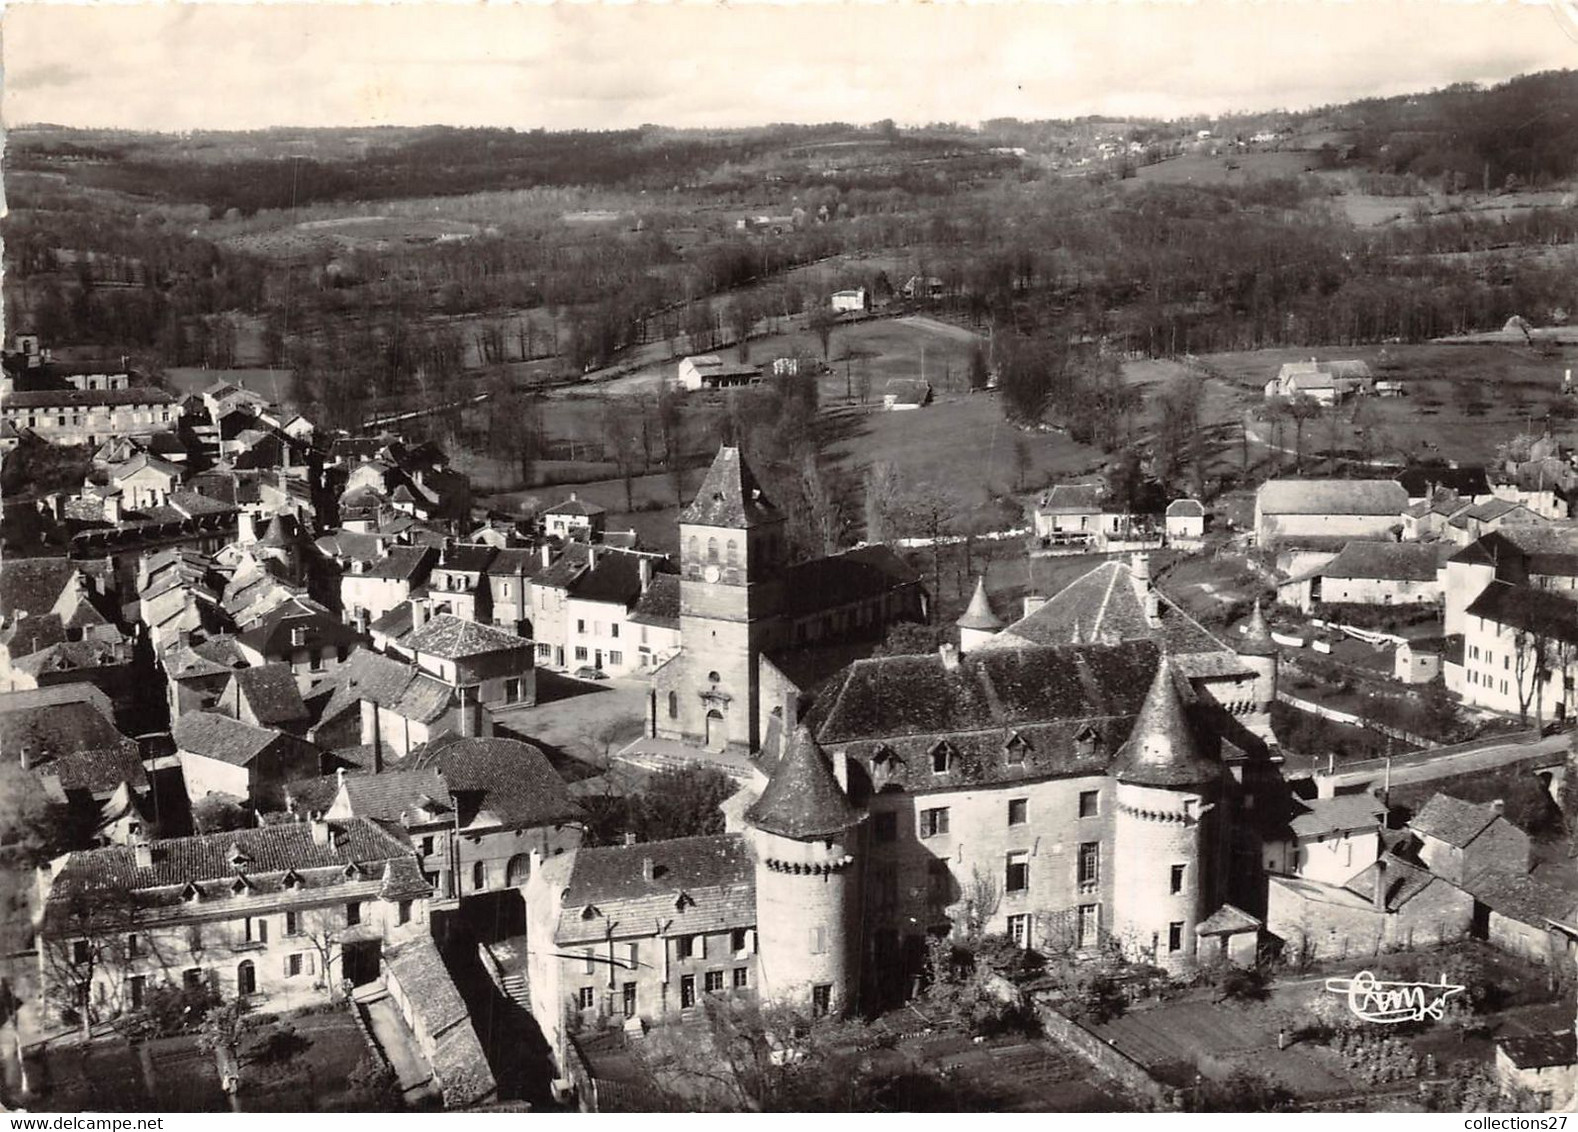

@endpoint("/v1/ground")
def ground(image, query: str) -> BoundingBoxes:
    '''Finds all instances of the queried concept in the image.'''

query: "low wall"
[1276,691,1431,747]
[1035,1003,1173,1109]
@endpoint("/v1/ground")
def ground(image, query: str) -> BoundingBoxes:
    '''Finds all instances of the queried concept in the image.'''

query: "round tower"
[1109,655,1222,972]
[956,576,1003,656]
[745,725,866,1016]
[1236,598,1279,717]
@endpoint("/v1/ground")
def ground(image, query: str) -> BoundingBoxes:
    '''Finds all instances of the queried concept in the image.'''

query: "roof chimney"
[442,537,455,564]
[569,491,578,502]
[938,642,960,671]
[623,832,638,847]
[1491,799,1505,816]
[1372,857,1388,911]
[1022,594,1048,619]
[588,544,599,571]
[133,841,153,869]
[638,557,652,593]
[410,599,428,632]
[540,543,553,570]
[336,766,347,788]
[641,856,655,882]
[237,511,256,545]
[310,816,330,846]
[18,745,32,771]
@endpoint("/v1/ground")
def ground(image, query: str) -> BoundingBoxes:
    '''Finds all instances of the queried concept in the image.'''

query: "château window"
[726,540,738,567]
[1078,790,1100,818]
[1005,851,1030,893]
[1168,922,1184,952]
[688,536,699,562]
[1005,734,1029,765]
[1008,798,1028,826]
[707,538,719,563]
[1077,842,1100,888]
[667,691,679,719]
[1170,864,1186,895]
[919,807,950,839]
[931,743,953,775]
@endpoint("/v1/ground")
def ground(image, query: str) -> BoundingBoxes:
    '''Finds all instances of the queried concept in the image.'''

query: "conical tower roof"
[1238,598,1277,657]
[680,446,782,529]
[745,724,865,840]
[956,577,1003,631]
[1110,655,1220,788]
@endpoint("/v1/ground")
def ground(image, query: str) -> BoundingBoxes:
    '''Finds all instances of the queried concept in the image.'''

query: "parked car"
[573,666,609,681]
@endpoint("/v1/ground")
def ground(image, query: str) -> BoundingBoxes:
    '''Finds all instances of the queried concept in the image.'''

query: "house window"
[706,538,719,563]
[733,966,749,989]
[574,647,588,662]
[246,918,269,944]
[472,862,486,891]
[72,940,90,965]
[1079,790,1100,818]
[667,691,678,719]
[421,836,435,856]
[1006,851,1030,893]
[726,540,738,567]
[577,619,586,634]
[1077,904,1100,948]
[873,812,897,842]
[538,643,552,658]
[609,651,623,666]
[129,975,146,1009]
[184,968,204,990]
[1007,914,1030,948]
[1168,922,1184,952]
[1005,736,1027,765]
[285,911,301,936]
[809,926,827,954]
[1170,865,1186,895]
[676,935,695,961]
[346,902,361,926]
[1008,798,1028,826]
[611,624,619,639]
[919,807,950,839]
[1077,842,1100,888]
[731,928,751,956]
[310,649,325,672]
[811,984,832,1018]
[288,953,304,977]
[705,970,725,994]
[126,934,140,958]
[397,901,412,926]
[578,986,596,1010]
[504,678,522,703]
[931,743,951,775]
[681,975,696,1009]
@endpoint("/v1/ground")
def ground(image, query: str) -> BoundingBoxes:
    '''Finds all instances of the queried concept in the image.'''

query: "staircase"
[500,971,530,1010]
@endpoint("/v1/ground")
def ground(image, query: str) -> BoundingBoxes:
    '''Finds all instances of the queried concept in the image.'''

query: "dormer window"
[343,863,360,880]
[281,869,302,889]
[230,875,252,895]
[580,904,601,921]
[931,742,954,775]
[182,882,202,903]
[1005,733,1030,766]
[676,891,695,912]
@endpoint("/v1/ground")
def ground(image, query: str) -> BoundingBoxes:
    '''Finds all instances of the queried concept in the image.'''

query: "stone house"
[1409,794,1530,885]
[1264,854,1474,962]
[173,711,322,812]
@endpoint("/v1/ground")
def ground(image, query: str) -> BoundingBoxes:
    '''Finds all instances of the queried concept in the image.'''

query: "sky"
[4,0,1577,132]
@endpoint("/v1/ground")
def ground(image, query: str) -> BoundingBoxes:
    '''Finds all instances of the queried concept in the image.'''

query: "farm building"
[830,288,868,313]
[882,378,931,411]
[1253,479,1407,547]
[1165,499,1206,546]
[1276,541,1447,613]
[676,355,763,392]
[1495,1032,1576,1110]
[1263,359,1373,404]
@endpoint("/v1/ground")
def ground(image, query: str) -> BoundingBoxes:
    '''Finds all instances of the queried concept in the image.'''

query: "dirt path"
[893,314,985,344]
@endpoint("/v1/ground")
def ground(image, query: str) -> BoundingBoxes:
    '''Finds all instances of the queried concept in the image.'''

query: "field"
[164,365,294,403]
[1129,149,1321,187]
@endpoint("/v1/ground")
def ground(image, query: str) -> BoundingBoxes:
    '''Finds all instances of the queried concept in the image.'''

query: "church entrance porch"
[705,709,726,750]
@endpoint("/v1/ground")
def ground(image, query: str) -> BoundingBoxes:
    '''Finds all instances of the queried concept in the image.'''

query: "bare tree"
[807,304,836,362]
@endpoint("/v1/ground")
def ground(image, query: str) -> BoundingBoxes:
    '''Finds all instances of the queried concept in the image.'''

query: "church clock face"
[703,564,721,583]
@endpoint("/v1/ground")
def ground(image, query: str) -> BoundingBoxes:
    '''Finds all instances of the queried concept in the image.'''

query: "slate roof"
[554,833,756,947]
[43,817,418,933]
[1256,479,1408,517]
[12,639,131,678]
[547,495,607,518]
[172,711,284,766]
[409,735,584,831]
[1166,498,1205,519]
[1195,904,1262,935]
[1287,794,1385,838]
[329,768,454,827]
[1497,1032,1577,1071]
[1388,759,1563,841]
[629,573,681,630]
[408,614,528,660]
[1238,599,1277,657]
[745,725,865,839]
[1410,794,1503,848]
[1109,655,1220,788]
[433,543,497,575]
[0,701,144,793]
[316,649,454,727]
[1038,483,1103,514]
[166,635,249,680]
[680,447,781,529]
[226,663,311,727]
[1343,853,1443,911]
[1298,541,1445,582]
[1,612,68,657]
[161,492,236,518]
[780,546,921,618]
[986,559,1228,656]
[1462,869,1578,928]
[567,552,658,607]
[0,556,76,618]
[1464,581,1578,646]
[1461,524,1578,577]
[957,576,1003,631]
[365,545,436,582]
[3,387,177,409]
[382,936,496,1107]
[237,597,365,658]
[486,547,541,579]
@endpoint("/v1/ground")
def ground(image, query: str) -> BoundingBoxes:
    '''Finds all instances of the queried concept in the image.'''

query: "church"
[528,446,1284,1066]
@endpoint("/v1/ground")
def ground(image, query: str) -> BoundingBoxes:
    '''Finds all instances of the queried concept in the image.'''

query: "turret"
[1236,598,1279,721]
[956,576,1002,655]
[745,725,865,1016]
[1109,655,1221,972]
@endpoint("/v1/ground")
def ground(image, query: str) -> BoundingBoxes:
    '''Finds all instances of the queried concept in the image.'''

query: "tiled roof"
[883,378,930,405]
[486,547,541,578]
[408,614,528,660]
[1037,483,1103,514]
[567,552,654,607]
[629,574,681,629]
[369,601,415,642]
[547,495,606,518]
[745,725,865,839]
[1,612,68,657]
[532,541,591,591]
[1288,793,1385,838]
[679,447,781,529]
[1195,903,1262,935]
[1256,479,1408,517]
[986,559,1227,656]
[1497,1031,1577,1071]
[382,935,496,1107]
[1300,541,1445,582]
[3,387,177,409]
[43,817,417,932]
[317,649,454,727]
[1464,582,1578,646]
[1463,869,1578,927]
[0,699,144,793]
[433,543,497,575]
[1109,655,1220,788]
[1410,794,1502,848]
[1388,759,1562,840]
[172,711,283,766]
[956,576,1002,631]
[12,639,131,678]
[0,556,75,619]
[162,492,236,518]
[1166,498,1205,518]
[555,833,755,946]
[237,596,365,658]
[1343,853,1442,911]
[409,735,584,830]
[780,546,920,618]
[226,663,311,727]
[330,768,453,826]
[365,545,436,582]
